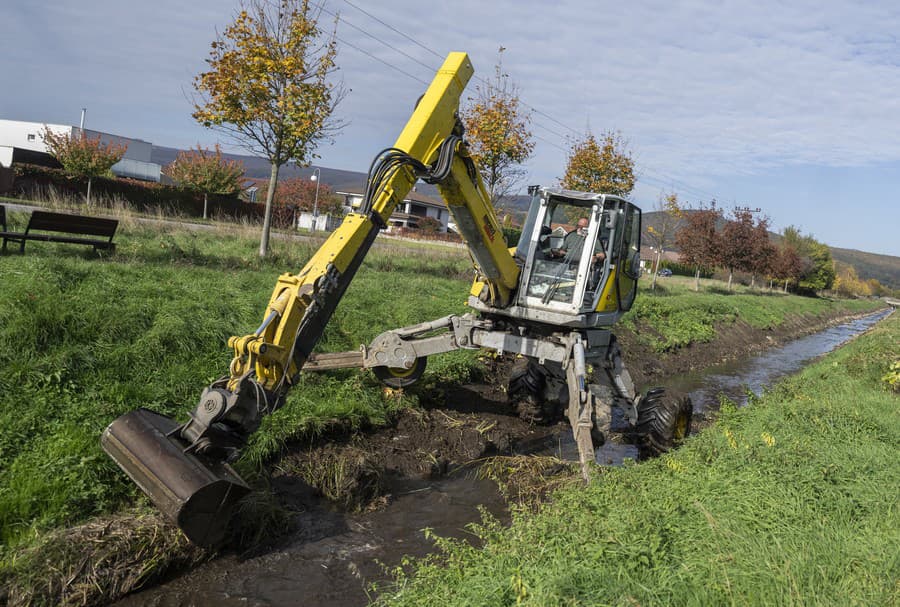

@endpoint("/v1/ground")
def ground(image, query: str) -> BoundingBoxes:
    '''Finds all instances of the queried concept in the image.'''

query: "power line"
[531,120,570,141]
[533,133,569,153]
[341,0,444,61]
[318,3,440,76]
[335,34,429,85]
[638,169,720,202]
[333,1,730,203]
[640,169,720,201]
[328,2,573,153]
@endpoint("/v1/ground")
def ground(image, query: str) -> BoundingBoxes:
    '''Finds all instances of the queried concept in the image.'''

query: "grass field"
[0,211,887,576]
[377,311,900,606]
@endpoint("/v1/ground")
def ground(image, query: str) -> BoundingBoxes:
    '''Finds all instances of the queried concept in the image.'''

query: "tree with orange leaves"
[645,191,683,290]
[561,130,635,197]
[193,0,344,257]
[166,145,245,219]
[41,127,127,206]
[461,48,534,206]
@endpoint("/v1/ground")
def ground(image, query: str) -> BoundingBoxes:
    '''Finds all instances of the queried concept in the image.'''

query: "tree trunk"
[650,250,661,290]
[259,163,281,258]
[728,269,734,291]
[203,193,208,220]
[694,267,700,292]
[86,177,92,207]
[751,274,756,289]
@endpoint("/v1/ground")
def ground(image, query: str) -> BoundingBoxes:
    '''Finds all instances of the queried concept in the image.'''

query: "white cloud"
[1,0,898,251]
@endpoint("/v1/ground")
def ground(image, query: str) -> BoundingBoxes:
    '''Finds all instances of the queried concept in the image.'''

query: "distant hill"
[828,247,900,290]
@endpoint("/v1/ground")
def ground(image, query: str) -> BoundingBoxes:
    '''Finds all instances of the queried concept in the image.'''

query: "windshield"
[524,199,598,307]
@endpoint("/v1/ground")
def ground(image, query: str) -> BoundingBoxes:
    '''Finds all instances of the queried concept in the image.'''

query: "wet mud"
[107,307,889,606]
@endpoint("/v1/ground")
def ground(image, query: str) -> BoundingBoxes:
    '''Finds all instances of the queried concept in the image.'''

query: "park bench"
[0,205,118,253]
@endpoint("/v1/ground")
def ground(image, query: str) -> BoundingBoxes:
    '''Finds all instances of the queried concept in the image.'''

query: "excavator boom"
[102,52,521,545]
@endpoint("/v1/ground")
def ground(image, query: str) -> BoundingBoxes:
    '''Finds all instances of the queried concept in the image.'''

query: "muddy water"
[115,309,890,607]
[115,476,507,607]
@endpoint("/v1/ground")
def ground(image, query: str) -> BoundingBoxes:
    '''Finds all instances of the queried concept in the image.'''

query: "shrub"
[501,226,522,247]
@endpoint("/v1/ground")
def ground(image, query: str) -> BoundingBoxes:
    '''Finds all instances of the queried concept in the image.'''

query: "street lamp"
[310,167,321,232]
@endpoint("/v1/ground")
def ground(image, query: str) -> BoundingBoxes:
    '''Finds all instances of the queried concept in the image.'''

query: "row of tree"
[39,128,345,217]
[662,200,835,293]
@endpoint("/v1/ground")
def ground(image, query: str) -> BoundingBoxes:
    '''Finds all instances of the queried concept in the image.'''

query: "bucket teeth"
[101,408,250,546]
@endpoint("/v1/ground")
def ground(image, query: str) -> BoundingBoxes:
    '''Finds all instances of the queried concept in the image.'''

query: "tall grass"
[376,313,900,606]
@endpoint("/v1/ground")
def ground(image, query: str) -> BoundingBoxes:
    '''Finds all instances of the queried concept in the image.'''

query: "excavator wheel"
[372,357,427,388]
[507,358,556,424]
[634,388,693,458]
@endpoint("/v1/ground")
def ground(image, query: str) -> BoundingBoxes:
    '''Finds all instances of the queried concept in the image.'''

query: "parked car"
[658,268,673,277]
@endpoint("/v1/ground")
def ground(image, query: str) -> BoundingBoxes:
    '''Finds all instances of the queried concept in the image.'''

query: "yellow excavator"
[102,52,692,546]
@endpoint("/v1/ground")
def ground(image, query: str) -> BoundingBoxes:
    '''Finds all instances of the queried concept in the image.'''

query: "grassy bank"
[625,275,881,352]
[0,218,477,553]
[377,312,900,606]
[0,213,888,602]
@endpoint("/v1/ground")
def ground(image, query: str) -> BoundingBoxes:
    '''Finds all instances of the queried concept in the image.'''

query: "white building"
[336,187,450,233]
[0,119,162,182]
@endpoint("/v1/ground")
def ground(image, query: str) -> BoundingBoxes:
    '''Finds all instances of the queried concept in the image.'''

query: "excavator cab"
[512,187,642,328]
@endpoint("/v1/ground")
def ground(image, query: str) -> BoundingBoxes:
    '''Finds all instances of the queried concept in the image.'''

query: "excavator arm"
[102,52,521,545]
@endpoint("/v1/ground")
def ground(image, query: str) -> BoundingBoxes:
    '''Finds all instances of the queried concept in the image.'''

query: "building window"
[27,134,36,141]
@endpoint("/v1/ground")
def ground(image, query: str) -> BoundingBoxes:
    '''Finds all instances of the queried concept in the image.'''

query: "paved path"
[1,200,467,253]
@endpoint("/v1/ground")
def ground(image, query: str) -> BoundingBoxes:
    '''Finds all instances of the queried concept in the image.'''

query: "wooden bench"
[1,206,118,253]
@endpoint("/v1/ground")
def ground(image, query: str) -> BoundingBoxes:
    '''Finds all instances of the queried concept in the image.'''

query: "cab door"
[593,200,641,315]
[616,202,641,312]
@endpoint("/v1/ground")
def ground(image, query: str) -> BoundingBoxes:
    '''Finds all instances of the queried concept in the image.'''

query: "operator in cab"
[550,217,606,265]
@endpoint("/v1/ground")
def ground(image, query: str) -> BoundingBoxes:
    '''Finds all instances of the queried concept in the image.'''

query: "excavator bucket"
[101,408,250,546]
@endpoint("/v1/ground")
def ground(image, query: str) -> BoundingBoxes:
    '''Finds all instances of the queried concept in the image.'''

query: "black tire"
[635,388,692,457]
[507,358,555,423]
[372,357,427,388]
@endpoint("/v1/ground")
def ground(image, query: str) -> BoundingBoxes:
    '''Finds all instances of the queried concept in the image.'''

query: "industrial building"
[0,118,162,182]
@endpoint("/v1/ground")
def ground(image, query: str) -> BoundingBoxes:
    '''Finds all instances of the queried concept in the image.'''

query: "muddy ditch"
[3,306,889,607]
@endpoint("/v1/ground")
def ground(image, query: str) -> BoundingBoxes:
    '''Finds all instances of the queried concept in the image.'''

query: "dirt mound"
[1,512,208,607]
[271,386,559,513]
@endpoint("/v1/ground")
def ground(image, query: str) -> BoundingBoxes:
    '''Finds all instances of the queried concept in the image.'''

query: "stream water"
[115,309,891,607]
[572,308,893,466]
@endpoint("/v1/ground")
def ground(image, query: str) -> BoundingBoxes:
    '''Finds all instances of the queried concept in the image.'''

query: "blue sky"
[2,0,898,256]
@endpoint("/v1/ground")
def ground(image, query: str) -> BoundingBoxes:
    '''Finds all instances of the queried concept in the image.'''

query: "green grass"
[0,210,886,578]
[625,275,882,351]
[0,217,475,551]
[376,312,900,606]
